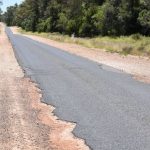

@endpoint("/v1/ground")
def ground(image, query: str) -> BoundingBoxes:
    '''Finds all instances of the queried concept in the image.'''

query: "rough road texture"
[11,27,150,83]
[7,26,150,150]
[0,23,89,150]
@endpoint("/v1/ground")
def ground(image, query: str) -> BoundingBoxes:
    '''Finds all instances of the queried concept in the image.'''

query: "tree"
[138,0,150,35]
[44,0,61,32]
[4,4,18,26]
[0,8,2,22]
[3,0,150,36]
[79,4,99,37]
[117,0,140,35]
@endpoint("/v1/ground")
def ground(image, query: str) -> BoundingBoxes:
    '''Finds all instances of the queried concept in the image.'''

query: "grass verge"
[19,29,150,57]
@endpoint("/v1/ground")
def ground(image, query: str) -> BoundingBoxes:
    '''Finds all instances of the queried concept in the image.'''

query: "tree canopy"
[3,0,150,36]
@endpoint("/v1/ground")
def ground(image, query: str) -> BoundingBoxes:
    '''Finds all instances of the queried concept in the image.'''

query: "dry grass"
[19,29,150,57]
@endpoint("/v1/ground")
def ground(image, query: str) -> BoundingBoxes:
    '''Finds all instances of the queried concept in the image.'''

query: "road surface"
[6,27,150,150]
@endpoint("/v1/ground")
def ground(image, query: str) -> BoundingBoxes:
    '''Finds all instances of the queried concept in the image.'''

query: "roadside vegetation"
[2,0,150,57]
[20,29,150,57]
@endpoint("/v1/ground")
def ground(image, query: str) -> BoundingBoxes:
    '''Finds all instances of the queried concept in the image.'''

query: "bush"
[56,13,68,33]
[37,20,47,32]
[121,46,133,55]
[131,34,142,40]
[66,19,78,35]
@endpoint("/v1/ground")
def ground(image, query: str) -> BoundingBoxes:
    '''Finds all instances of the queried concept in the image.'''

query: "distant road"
[6,27,150,150]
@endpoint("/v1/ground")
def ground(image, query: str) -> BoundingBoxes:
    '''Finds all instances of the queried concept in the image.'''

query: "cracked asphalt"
[6,27,150,150]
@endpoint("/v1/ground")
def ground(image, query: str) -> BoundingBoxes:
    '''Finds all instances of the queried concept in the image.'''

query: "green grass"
[19,29,150,57]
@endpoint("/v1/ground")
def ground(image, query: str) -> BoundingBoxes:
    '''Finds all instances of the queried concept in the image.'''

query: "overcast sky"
[1,0,23,12]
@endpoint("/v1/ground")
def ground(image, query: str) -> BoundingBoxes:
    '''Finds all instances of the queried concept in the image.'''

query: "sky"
[1,0,23,12]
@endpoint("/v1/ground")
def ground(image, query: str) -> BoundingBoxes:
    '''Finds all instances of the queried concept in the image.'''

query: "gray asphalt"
[6,27,150,150]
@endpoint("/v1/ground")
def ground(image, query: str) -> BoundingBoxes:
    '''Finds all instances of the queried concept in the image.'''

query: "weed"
[121,46,133,55]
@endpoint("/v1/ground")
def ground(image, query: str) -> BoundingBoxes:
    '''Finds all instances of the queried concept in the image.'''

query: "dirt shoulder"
[11,27,150,84]
[1,24,89,149]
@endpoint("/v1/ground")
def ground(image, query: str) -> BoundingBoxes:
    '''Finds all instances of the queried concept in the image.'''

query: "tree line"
[2,0,150,37]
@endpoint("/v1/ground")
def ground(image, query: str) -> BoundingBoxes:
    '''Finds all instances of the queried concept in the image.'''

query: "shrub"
[121,46,133,55]
[131,34,142,40]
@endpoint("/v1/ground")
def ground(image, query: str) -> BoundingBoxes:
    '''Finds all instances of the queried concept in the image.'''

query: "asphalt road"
[6,27,150,150]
